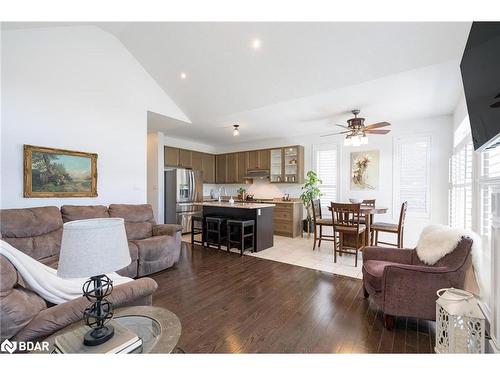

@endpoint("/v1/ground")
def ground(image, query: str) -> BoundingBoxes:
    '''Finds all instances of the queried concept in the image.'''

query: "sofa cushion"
[0,255,18,294]
[1,286,47,341]
[108,204,155,240]
[132,235,175,262]
[61,205,109,222]
[363,260,401,292]
[1,230,62,262]
[128,241,139,262]
[0,206,62,238]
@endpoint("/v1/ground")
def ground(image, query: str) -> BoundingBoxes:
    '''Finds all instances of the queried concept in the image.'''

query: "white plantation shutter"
[449,141,473,230]
[313,144,339,209]
[480,146,500,237]
[394,136,431,217]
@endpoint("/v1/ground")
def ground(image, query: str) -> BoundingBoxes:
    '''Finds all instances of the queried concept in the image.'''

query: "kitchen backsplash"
[203,179,302,199]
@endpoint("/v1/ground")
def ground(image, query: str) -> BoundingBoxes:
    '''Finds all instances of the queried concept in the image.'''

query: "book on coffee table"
[54,320,142,354]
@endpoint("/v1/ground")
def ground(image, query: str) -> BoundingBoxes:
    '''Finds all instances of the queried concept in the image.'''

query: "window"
[394,136,431,217]
[313,144,339,209]
[449,140,473,230]
[479,146,500,238]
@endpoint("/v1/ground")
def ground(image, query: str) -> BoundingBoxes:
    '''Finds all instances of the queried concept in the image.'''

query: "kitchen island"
[201,202,275,251]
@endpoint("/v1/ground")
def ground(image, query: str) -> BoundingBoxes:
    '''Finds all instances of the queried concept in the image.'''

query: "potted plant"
[237,187,247,201]
[299,170,322,235]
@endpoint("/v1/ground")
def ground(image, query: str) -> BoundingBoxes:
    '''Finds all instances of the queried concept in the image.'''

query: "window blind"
[449,141,473,230]
[314,146,338,209]
[480,147,500,237]
[396,137,431,216]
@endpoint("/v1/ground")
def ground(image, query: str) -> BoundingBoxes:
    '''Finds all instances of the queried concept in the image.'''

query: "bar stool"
[227,219,255,256]
[191,215,204,246]
[205,216,228,250]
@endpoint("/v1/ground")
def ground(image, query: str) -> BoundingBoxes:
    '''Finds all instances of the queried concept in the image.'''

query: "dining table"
[328,204,388,246]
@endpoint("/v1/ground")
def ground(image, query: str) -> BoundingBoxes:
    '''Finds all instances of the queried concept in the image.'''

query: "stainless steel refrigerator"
[164,168,203,234]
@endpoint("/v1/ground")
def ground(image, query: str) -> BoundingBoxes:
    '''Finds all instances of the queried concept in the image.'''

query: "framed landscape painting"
[23,145,98,197]
[350,150,380,191]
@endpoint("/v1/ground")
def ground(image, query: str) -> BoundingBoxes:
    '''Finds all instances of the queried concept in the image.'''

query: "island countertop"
[201,201,275,209]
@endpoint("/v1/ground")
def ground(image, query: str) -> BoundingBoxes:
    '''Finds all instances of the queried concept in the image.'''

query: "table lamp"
[57,218,131,346]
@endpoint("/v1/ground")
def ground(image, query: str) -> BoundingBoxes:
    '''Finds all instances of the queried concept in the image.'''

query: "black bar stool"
[227,219,255,256]
[191,215,204,246]
[205,216,228,250]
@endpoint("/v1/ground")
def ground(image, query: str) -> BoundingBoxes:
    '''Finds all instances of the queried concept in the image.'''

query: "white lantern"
[435,288,485,353]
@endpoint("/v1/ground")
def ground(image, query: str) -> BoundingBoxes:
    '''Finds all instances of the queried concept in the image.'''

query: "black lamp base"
[84,325,115,346]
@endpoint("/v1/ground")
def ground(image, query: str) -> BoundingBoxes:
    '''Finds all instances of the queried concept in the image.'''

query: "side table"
[42,306,182,354]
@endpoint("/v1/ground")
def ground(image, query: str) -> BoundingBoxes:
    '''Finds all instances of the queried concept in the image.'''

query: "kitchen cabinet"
[270,148,283,182]
[273,201,303,238]
[237,152,247,183]
[269,145,304,184]
[258,149,270,170]
[164,146,179,166]
[202,153,215,183]
[191,151,203,172]
[216,154,227,184]
[247,149,270,170]
[179,149,192,168]
[226,153,238,183]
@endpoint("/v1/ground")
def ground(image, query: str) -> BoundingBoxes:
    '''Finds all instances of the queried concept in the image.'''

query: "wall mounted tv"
[460,22,500,151]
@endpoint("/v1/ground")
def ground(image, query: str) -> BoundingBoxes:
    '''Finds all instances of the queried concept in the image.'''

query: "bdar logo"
[1,339,17,354]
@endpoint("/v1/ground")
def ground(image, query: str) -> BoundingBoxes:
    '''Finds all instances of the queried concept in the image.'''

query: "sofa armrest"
[362,246,414,264]
[153,224,182,237]
[381,264,453,319]
[13,277,158,343]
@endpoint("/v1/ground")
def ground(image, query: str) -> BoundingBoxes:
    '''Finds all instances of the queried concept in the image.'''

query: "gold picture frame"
[23,145,98,198]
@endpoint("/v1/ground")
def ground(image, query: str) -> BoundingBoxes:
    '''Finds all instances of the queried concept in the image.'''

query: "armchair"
[362,237,473,329]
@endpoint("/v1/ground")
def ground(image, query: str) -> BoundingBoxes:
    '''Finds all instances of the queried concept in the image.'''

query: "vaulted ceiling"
[3,22,472,145]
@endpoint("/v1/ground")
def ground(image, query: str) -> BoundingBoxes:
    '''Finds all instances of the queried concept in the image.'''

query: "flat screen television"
[460,22,500,151]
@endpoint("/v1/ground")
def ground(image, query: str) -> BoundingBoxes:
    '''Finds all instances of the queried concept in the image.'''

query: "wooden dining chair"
[330,202,366,267]
[372,201,408,248]
[360,199,376,243]
[311,199,335,250]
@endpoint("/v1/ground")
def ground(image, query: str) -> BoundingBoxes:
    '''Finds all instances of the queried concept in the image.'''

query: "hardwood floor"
[150,242,435,353]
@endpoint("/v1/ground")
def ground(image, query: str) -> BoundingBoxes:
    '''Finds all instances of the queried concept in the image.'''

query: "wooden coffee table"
[43,306,182,354]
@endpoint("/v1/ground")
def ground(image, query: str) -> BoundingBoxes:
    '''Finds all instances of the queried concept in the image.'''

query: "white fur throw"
[416,224,482,295]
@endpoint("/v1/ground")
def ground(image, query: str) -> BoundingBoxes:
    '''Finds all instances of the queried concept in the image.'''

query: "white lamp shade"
[57,218,131,278]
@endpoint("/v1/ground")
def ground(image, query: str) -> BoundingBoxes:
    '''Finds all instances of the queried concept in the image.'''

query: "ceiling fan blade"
[335,124,348,129]
[364,122,391,130]
[320,131,350,137]
[365,129,391,135]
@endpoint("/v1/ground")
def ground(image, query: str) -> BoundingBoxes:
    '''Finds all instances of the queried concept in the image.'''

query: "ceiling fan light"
[352,135,361,147]
[344,137,352,146]
[361,135,369,145]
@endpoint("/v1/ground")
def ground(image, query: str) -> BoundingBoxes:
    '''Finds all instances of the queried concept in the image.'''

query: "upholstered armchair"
[362,237,473,329]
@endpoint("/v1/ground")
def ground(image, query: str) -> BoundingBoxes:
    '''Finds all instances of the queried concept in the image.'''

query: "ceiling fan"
[321,109,391,146]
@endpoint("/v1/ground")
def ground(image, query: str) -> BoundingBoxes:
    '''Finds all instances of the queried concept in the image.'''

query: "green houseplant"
[299,170,322,234]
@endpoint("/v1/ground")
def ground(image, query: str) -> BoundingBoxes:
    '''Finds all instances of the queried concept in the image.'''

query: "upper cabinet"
[215,154,227,184]
[268,145,304,184]
[191,151,203,171]
[247,149,270,170]
[178,149,192,168]
[270,148,283,183]
[165,146,180,166]
[237,152,247,183]
[226,153,238,183]
[201,153,215,183]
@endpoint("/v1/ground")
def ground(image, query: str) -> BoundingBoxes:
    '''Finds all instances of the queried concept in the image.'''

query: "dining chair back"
[330,202,365,267]
[362,199,376,207]
[311,199,334,250]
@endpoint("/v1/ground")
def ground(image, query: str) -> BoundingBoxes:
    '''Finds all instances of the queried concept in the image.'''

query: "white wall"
[1,26,189,210]
[214,115,453,246]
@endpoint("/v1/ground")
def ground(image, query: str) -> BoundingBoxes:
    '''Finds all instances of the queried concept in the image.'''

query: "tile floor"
[183,233,363,279]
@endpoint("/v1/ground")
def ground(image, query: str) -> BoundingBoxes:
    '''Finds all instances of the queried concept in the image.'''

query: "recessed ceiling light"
[180,72,187,79]
[251,38,261,50]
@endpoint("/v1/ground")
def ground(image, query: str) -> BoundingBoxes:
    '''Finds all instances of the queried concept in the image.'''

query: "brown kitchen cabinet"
[273,201,303,238]
[164,146,179,166]
[258,149,270,170]
[246,149,270,170]
[191,151,203,171]
[269,145,304,184]
[216,154,227,184]
[226,153,238,183]
[178,149,192,168]
[237,152,247,183]
[202,153,215,183]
